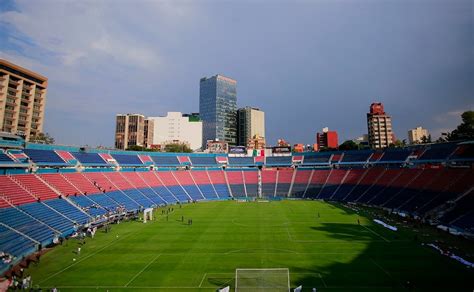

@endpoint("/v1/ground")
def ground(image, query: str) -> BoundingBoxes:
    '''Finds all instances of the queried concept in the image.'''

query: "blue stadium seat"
[136,188,167,205]
[19,202,74,234]
[266,156,292,166]
[105,191,140,211]
[418,143,458,161]
[0,207,56,245]
[151,156,180,166]
[0,225,37,272]
[151,186,178,203]
[196,184,218,199]
[123,189,155,208]
[167,186,191,202]
[87,194,120,212]
[340,150,373,163]
[190,156,217,165]
[378,149,412,162]
[213,184,231,198]
[0,152,15,163]
[44,199,91,225]
[302,153,332,165]
[69,195,107,217]
[112,154,143,165]
[71,152,108,165]
[23,149,65,164]
[228,157,254,165]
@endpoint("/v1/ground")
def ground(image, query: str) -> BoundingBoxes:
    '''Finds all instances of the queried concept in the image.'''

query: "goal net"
[235,268,290,291]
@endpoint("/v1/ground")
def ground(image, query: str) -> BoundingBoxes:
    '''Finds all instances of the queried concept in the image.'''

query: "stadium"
[0,141,473,291]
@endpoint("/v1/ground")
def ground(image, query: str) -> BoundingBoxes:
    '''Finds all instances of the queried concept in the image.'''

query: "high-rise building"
[148,112,203,151]
[0,59,48,141]
[115,113,151,150]
[199,75,237,147]
[237,106,265,147]
[367,102,393,149]
[143,118,154,148]
[408,126,429,144]
[316,127,338,150]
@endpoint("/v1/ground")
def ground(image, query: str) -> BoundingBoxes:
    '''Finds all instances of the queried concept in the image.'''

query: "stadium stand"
[417,143,458,161]
[40,173,81,197]
[55,150,76,164]
[290,169,312,197]
[62,173,101,195]
[0,207,56,245]
[331,168,367,200]
[0,151,15,163]
[228,157,254,166]
[156,172,191,202]
[13,175,58,201]
[23,149,65,164]
[318,169,347,199]
[0,224,37,271]
[449,143,474,161]
[305,169,331,198]
[377,149,412,163]
[261,169,277,197]
[189,156,217,166]
[18,202,74,234]
[0,176,37,205]
[340,150,373,164]
[276,168,294,197]
[190,170,219,199]
[71,152,108,165]
[207,170,231,198]
[226,170,246,197]
[111,154,143,165]
[266,156,292,166]
[151,155,180,166]
[302,153,331,165]
[243,170,259,197]
[173,171,205,200]
[138,154,154,164]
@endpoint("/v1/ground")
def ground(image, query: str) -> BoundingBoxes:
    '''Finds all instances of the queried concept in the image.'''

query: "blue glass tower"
[199,75,237,147]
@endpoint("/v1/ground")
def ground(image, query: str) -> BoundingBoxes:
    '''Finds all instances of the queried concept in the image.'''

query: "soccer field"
[26,200,472,291]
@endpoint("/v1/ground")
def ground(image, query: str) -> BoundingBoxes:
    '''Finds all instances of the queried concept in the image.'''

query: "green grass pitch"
[25,200,473,291]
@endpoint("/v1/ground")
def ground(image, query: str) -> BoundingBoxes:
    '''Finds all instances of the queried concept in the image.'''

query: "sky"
[0,0,472,147]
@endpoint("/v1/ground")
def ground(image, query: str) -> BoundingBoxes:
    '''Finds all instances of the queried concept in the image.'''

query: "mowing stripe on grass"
[361,224,390,242]
[38,229,142,285]
[124,253,162,287]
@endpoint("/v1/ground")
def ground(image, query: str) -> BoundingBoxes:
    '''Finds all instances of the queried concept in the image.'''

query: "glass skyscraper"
[199,75,237,147]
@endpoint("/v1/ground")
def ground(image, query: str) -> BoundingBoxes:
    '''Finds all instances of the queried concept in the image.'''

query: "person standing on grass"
[357,218,360,225]
[77,247,81,255]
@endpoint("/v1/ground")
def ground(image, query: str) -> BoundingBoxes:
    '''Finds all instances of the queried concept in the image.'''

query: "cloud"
[0,0,196,69]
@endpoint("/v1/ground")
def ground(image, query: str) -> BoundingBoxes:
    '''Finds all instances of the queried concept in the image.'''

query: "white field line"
[124,254,162,287]
[198,273,207,287]
[39,230,139,285]
[319,273,328,288]
[361,225,390,243]
[370,258,393,279]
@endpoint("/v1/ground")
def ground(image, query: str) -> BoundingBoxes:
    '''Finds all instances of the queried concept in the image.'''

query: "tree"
[420,134,432,144]
[389,139,406,148]
[30,132,55,144]
[445,111,474,141]
[126,145,147,151]
[164,143,192,153]
[338,140,358,151]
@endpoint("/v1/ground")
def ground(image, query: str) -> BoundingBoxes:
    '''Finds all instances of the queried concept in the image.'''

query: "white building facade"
[148,112,203,151]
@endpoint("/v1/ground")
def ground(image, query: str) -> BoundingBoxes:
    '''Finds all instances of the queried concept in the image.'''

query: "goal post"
[143,208,153,223]
[235,268,290,291]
